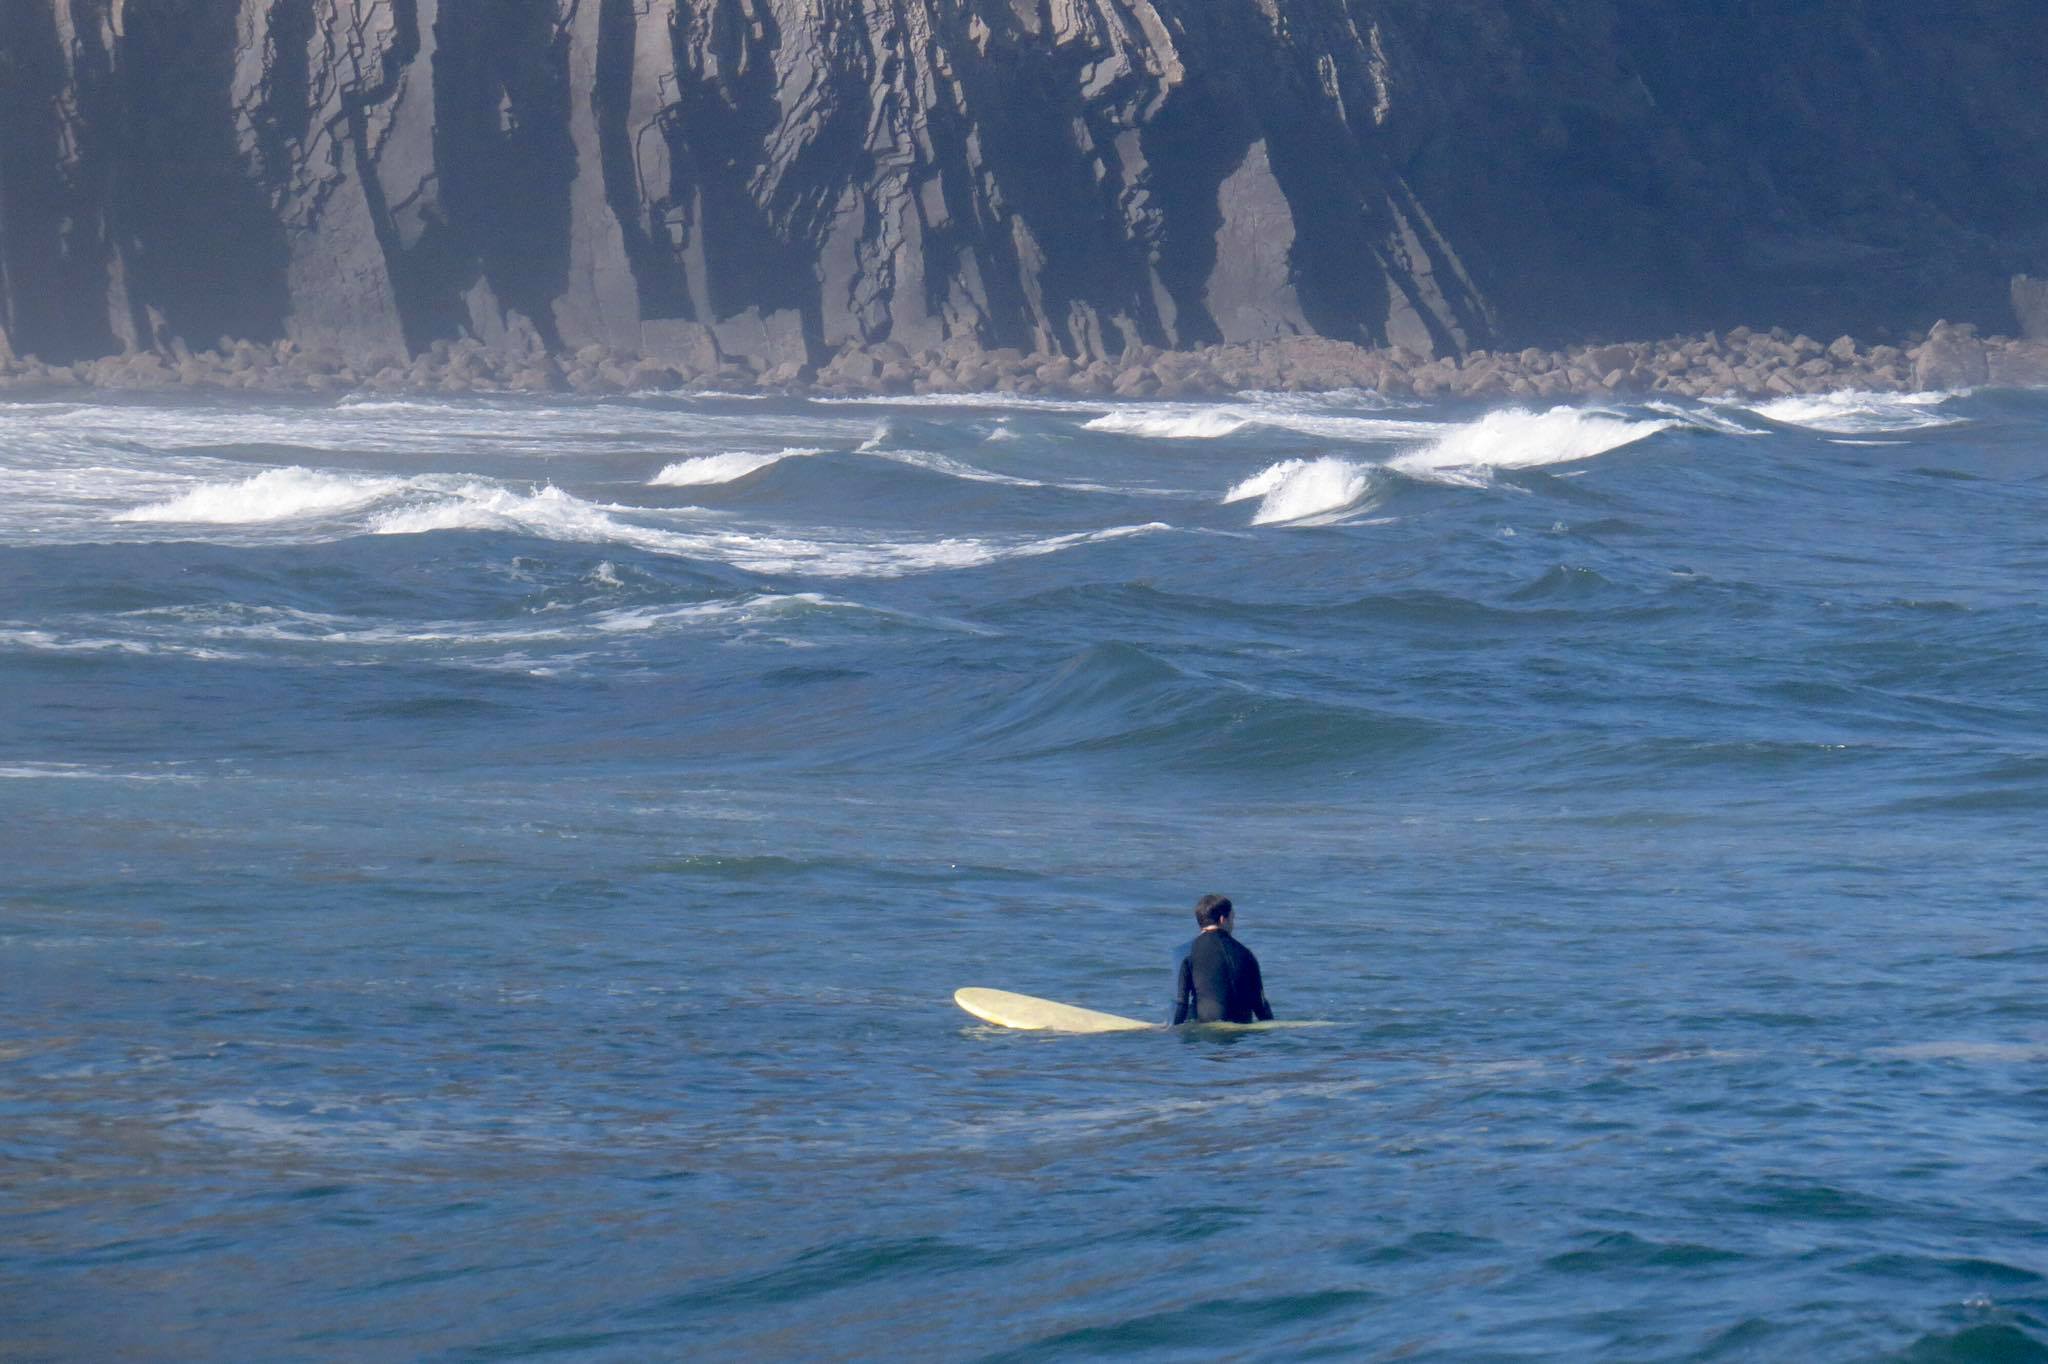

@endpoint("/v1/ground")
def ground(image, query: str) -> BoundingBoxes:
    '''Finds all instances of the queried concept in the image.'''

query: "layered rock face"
[4,1,2047,373]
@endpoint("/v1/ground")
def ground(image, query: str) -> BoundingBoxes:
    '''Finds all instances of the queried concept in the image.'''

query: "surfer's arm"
[1171,957,1194,1026]
[1251,957,1273,1021]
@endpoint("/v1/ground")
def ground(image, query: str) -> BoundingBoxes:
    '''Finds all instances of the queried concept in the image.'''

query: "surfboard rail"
[955,987,1334,1035]
[954,987,1154,1033]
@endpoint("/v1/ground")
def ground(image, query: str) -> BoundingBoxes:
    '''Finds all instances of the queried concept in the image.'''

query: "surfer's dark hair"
[1194,894,1233,928]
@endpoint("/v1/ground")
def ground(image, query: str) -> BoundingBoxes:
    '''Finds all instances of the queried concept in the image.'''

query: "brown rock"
[1587,344,1633,374]
[1111,367,1158,397]
[1912,321,1990,390]
[1989,340,2048,386]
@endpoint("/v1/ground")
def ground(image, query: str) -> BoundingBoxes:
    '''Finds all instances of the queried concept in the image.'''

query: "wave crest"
[113,467,407,523]
[1085,408,1250,439]
[1086,399,1438,444]
[1224,457,1375,525]
[649,448,822,487]
[1391,406,1674,482]
[1744,390,1963,434]
[371,481,1169,577]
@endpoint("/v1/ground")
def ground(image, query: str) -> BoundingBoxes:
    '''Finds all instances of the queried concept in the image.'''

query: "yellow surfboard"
[954,987,1332,1035]
[954,987,1154,1033]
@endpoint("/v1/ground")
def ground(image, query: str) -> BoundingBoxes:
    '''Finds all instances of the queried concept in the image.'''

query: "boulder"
[1111,367,1158,397]
[1988,340,2048,387]
[758,361,811,387]
[1911,321,1990,390]
[2014,276,2048,342]
[710,308,812,374]
[1587,344,1634,375]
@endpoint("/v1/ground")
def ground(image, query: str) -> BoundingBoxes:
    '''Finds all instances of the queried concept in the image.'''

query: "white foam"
[1262,412,1446,443]
[127,592,995,656]
[1390,406,1674,483]
[369,483,622,539]
[113,467,407,523]
[813,392,1103,413]
[649,447,820,486]
[1086,408,1251,439]
[1086,396,1442,444]
[1644,400,1767,436]
[0,761,199,782]
[589,593,840,633]
[1224,457,1374,525]
[1745,390,1963,435]
[0,626,239,660]
[371,479,1170,577]
[11,394,877,460]
[869,447,1164,497]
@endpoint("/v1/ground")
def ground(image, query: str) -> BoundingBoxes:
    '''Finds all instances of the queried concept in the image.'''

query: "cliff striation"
[4,1,2047,376]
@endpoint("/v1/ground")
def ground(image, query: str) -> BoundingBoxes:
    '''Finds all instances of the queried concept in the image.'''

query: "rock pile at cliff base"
[4,323,2042,403]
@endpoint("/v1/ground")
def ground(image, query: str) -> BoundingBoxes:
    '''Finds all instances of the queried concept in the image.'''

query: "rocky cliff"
[4,1,2047,374]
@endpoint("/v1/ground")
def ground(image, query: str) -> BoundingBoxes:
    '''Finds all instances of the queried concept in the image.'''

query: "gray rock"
[11,1,2047,372]
[1586,345,1634,375]
[1206,140,1309,343]
[1989,340,2048,387]
[2014,276,2048,342]
[1111,367,1158,397]
[1912,321,1990,390]
[711,309,812,374]
[640,320,721,377]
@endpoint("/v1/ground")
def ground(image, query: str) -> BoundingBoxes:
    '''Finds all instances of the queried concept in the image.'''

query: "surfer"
[1172,894,1274,1025]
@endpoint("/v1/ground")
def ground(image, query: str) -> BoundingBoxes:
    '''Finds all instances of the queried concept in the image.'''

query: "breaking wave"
[1390,406,1674,482]
[113,467,409,523]
[1223,406,1674,523]
[95,456,1172,578]
[1645,400,1767,436]
[370,481,1170,577]
[650,448,821,486]
[1085,400,1440,444]
[1086,408,1254,439]
[1744,390,1964,435]
[1224,457,1376,525]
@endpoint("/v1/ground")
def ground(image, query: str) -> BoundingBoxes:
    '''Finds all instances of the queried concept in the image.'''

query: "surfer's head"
[1194,894,1234,932]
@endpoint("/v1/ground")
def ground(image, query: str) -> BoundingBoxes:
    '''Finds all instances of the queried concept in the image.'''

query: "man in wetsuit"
[1173,894,1274,1025]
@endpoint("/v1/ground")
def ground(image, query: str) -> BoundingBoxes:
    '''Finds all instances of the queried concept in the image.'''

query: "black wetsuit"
[1168,936,1196,1021]
[1173,930,1274,1025]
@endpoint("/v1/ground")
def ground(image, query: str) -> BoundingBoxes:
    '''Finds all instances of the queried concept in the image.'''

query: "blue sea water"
[3,384,2046,1361]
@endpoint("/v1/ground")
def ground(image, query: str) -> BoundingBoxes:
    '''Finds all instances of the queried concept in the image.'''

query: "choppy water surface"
[5,385,2047,1361]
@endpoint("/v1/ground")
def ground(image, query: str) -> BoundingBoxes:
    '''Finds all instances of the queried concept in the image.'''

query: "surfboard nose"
[954,987,1155,1033]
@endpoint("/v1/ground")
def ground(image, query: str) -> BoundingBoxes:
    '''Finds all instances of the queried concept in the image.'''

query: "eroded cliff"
[4,1,2046,373]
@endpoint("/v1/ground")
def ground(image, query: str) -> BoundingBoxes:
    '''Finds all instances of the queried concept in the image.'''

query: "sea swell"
[8,384,2048,1363]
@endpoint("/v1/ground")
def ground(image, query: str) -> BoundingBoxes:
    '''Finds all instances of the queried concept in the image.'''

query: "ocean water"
[5,384,2047,1362]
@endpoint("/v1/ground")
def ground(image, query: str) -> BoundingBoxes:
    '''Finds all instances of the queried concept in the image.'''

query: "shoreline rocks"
[3,324,2045,405]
